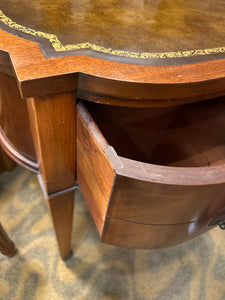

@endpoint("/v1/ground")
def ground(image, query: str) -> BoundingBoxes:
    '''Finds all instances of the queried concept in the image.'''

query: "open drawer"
[76,97,225,249]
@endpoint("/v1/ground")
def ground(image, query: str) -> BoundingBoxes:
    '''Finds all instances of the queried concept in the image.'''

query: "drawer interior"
[85,97,225,167]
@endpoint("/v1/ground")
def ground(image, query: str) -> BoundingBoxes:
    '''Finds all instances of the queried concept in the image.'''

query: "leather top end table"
[0,0,225,259]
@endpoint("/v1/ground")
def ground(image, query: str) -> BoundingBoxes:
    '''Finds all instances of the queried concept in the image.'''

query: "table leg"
[45,188,75,259]
[0,223,17,257]
[27,92,76,259]
[0,146,16,172]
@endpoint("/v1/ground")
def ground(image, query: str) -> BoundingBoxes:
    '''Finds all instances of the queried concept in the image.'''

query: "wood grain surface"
[0,3,225,254]
[27,93,76,194]
[0,29,225,106]
[27,93,76,259]
[0,73,36,161]
[77,101,116,234]
[102,216,210,249]
[86,97,225,167]
[77,100,225,248]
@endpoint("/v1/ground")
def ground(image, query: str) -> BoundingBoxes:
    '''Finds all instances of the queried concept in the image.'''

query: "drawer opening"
[84,97,225,167]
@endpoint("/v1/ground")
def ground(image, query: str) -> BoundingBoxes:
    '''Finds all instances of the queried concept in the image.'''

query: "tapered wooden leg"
[0,223,17,257]
[27,92,76,259]
[0,146,16,172]
[47,190,74,259]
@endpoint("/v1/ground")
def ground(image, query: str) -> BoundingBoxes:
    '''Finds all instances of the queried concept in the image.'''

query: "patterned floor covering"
[1,166,225,300]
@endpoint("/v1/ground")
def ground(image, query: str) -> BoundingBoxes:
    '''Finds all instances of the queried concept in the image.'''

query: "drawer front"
[102,216,210,249]
[107,159,225,225]
[77,101,225,249]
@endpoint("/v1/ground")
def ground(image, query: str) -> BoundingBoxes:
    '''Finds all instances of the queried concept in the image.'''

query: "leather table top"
[0,0,225,66]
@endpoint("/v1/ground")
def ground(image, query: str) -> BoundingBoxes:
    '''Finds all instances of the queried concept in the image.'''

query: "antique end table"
[1,0,225,259]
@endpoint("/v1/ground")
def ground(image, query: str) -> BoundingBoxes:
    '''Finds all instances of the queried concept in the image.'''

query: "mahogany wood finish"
[0,144,16,172]
[102,217,209,249]
[77,102,116,234]
[0,73,36,161]
[44,187,75,260]
[86,97,225,167]
[0,29,224,106]
[0,72,38,173]
[0,223,16,257]
[77,100,225,248]
[27,94,76,259]
[0,0,225,257]
[0,129,38,173]
[27,94,76,194]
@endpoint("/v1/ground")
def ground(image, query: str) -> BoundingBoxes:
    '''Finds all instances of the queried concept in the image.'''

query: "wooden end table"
[0,0,225,259]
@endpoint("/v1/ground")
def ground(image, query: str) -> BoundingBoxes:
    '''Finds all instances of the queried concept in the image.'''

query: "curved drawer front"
[107,158,225,225]
[77,100,225,249]
[102,216,209,249]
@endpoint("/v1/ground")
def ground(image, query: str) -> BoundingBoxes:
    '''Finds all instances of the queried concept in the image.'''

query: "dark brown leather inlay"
[0,0,225,65]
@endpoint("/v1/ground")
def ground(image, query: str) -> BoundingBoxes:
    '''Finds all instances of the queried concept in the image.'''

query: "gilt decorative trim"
[1,10,225,61]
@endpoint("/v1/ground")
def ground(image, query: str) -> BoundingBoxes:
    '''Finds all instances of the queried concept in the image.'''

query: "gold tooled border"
[0,9,225,59]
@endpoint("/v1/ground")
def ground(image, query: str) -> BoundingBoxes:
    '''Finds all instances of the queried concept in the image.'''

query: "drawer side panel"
[77,102,116,235]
